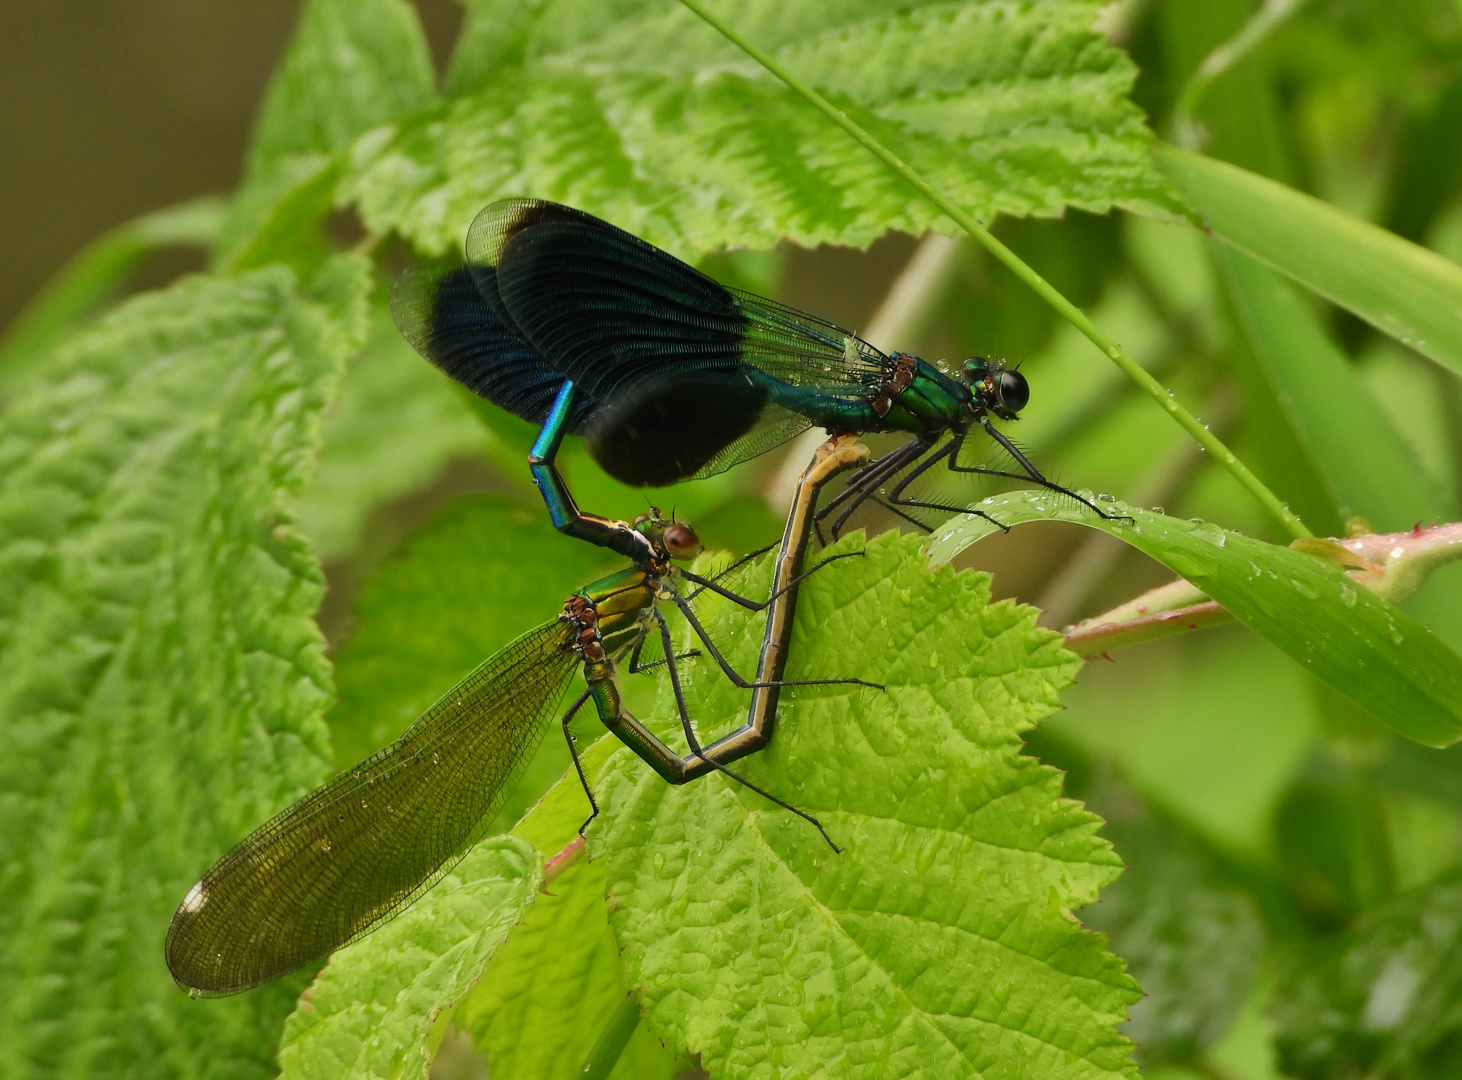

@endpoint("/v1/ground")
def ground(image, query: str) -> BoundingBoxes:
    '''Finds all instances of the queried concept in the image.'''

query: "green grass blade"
[1154,145,1462,379]
[597,532,1140,1079]
[928,493,1462,747]
[1214,244,1455,531]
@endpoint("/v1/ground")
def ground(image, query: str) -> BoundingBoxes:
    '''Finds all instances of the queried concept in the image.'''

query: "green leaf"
[1080,772,1265,1070]
[457,743,682,1080]
[595,532,1139,1080]
[347,0,1178,259]
[248,0,438,175]
[1214,243,1454,532]
[0,197,225,398]
[328,494,615,794]
[216,0,439,272]
[276,835,541,1080]
[1272,872,1462,1079]
[927,492,1462,748]
[0,255,370,1078]
[293,305,493,561]
[1153,146,1462,380]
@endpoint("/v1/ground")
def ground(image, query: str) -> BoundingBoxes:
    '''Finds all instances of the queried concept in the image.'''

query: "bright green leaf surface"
[293,306,492,561]
[457,744,681,1080]
[1272,871,1462,1078]
[0,197,225,398]
[0,256,369,1078]
[928,492,1462,748]
[1154,146,1462,380]
[1214,244,1453,531]
[277,836,540,1080]
[248,0,438,175]
[1080,773,1264,1069]
[216,0,438,272]
[595,532,1139,1080]
[349,0,1177,259]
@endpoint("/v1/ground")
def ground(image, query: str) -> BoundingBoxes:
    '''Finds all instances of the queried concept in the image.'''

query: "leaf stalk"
[577,991,643,1080]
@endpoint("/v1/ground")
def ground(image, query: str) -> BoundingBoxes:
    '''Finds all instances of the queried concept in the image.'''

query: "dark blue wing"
[466,200,884,408]
[390,261,597,433]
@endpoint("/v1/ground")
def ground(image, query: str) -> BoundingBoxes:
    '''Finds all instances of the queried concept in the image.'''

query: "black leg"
[678,550,865,612]
[561,688,599,836]
[965,419,1132,523]
[811,440,923,543]
[627,649,701,674]
[655,615,841,853]
[824,438,935,540]
[885,434,1011,532]
[668,592,883,691]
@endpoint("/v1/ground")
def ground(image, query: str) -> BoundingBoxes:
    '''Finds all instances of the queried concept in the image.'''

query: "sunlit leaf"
[0,198,225,398]
[0,255,370,1078]
[457,743,682,1080]
[348,0,1180,260]
[276,836,540,1080]
[596,532,1139,1080]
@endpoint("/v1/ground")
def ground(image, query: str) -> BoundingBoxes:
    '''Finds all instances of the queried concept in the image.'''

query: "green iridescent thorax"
[879,360,970,435]
[576,568,659,659]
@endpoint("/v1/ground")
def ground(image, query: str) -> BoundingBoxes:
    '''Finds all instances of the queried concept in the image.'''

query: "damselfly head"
[962,357,1029,421]
[633,508,703,560]
[661,523,702,560]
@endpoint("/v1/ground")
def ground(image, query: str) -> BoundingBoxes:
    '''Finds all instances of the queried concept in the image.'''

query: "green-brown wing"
[165,620,578,996]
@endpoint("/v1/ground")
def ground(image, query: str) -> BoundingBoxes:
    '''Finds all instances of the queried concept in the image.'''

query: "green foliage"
[349,0,1178,260]
[1078,770,1265,1070]
[1154,146,1462,381]
[326,493,614,818]
[276,835,540,1080]
[7,0,1462,1078]
[596,533,1139,1078]
[1272,872,1462,1078]
[0,255,369,1078]
[457,741,683,1080]
[291,305,491,561]
[1214,244,1453,533]
[0,197,224,399]
[930,493,1462,748]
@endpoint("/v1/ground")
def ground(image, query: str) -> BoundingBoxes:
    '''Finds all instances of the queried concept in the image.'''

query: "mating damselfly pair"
[166,201,1104,996]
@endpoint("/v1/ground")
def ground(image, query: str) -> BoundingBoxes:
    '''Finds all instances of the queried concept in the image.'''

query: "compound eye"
[662,523,702,559]
[997,370,1030,415]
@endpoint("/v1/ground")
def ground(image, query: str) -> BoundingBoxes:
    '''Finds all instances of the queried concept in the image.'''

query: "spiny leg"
[678,550,865,612]
[683,541,780,602]
[826,438,935,540]
[624,628,700,674]
[962,419,1133,524]
[656,614,840,852]
[885,433,1011,531]
[812,439,925,543]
